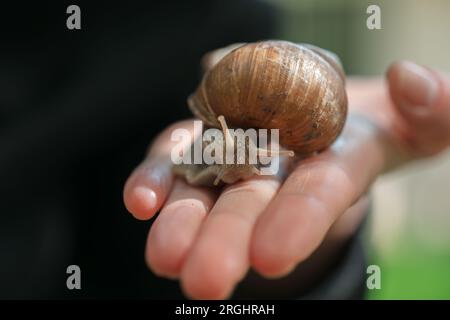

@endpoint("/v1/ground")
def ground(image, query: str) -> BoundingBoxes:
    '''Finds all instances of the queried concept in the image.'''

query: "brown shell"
[188,40,348,154]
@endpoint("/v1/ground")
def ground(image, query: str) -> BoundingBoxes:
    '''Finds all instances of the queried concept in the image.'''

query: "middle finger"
[181,175,281,299]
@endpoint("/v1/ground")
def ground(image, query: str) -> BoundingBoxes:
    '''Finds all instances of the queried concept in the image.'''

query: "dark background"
[0,0,277,298]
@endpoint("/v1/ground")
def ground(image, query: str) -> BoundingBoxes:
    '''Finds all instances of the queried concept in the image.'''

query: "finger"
[146,179,217,279]
[181,176,281,299]
[251,116,386,277]
[123,120,195,220]
[387,61,450,156]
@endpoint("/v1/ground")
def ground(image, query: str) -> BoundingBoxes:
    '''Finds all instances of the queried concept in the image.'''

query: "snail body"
[174,40,348,186]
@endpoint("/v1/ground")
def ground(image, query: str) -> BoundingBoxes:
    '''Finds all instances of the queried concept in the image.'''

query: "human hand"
[123,61,450,299]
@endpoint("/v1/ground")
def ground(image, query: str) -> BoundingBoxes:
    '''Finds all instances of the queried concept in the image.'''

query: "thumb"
[387,60,450,156]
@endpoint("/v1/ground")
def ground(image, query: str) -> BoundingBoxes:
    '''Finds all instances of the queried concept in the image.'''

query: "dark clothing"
[0,1,366,299]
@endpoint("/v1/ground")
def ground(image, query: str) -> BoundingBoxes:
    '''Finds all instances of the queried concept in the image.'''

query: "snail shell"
[188,40,347,155]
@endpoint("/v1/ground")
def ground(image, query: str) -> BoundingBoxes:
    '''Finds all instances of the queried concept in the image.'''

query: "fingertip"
[387,60,440,113]
[145,231,180,279]
[145,253,179,280]
[180,236,242,299]
[123,119,204,221]
[250,233,298,279]
[123,158,173,220]
[250,226,305,279]
[250,193,332,279]
[250,243,296,279]
[124,184,158,220]
[180,262,235,300]
[386,61,450,155]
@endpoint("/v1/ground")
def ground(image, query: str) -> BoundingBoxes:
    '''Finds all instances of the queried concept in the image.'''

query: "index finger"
[123,119,195,220]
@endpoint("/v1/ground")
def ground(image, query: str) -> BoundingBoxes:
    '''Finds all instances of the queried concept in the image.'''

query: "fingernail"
[397,61,439,108]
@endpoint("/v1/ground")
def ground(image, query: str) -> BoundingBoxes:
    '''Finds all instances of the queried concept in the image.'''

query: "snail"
[172,40,348,187]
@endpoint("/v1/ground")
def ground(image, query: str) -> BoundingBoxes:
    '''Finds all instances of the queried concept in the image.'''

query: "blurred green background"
[271,0,450,299]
